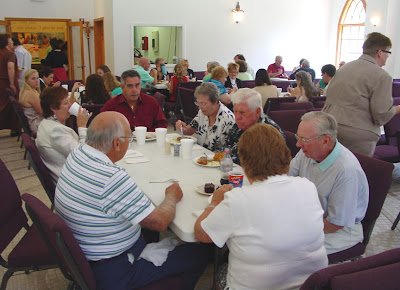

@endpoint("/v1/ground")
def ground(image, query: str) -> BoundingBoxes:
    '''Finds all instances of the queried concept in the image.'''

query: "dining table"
[117,135,248,243]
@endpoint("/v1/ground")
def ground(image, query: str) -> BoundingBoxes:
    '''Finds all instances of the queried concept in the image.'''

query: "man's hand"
[165,182,183,203]
[211,184,233,206]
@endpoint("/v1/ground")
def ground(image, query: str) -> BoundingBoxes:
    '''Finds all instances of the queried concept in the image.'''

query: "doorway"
[94,18,105,70]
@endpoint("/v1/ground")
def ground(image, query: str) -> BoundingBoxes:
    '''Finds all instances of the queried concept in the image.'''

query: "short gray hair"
[86,119,126,153]
[194,82,220,103]
[120,70,141,85]
[207,61,220,73]
[301,111,337,142]
[275,55,282,61]
[231,88,262,112]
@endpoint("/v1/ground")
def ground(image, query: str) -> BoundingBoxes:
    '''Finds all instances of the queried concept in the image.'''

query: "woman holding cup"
[195,123,327,290]
[36,86,92,184]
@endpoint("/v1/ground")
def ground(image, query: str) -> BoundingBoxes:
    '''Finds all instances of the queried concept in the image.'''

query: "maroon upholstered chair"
[0,159,57,289]
[241,80,255,88]
[284,130,300,158]
[271,80,293,92]
[264,97,296,114]
[393,82,400,98]
[268,109,307,134]
[22,193,184,290]
[178,81,202,90]
[193,71,206,80]
[373,114,400,163]
[301,248,400,290]
[310,96,326,108]
[21,133,56,205]
[59,80,83,92]
[280,101,314,111]
[178,87,198,124]
[327,153,393,264]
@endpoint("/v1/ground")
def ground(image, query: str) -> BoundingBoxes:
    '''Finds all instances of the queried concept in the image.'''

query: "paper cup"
[61,84,68,91]
[180,138,194,159]
[78,86,85,92]
[68,102,80,116]
[135,126,147,146]
[155,128,167,147]
[229,171,244,188]
[277,88,282,95]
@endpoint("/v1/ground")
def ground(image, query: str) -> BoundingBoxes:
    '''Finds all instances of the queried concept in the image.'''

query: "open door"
[0,20,11,34]
[67,21,85,81]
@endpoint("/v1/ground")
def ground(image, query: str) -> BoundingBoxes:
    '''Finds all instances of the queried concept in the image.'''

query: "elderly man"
[323,32,400,157]
[12,38,31,89]
[267,55,288,78]
[289,111,369,254]
[289,59,316,81]
[224,88,285,164]
[101,69,167,131]
[55,111,211,289]
[135,57,157,88]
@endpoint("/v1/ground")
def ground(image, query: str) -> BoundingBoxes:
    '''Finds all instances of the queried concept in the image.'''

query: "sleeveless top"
[21,91,44,133]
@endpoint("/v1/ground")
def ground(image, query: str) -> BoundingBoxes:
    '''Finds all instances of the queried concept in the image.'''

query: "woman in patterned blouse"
[176,82,235,152]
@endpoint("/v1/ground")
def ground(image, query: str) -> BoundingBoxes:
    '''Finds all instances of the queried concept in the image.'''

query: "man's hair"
[275,55,282,61]
[39,67,54,78]
[206,61,220,73]
[120,70,141,85]
[301,111,338,143]
[236,60,247,72]
[302,59,310,67]
[235,54,245,61]
[231,88,262,111]
[86,118,125,153]
[12,38,20,46]
[363,32,392,57]
[0,33,10,49]
[321,64,336,77]
[194,82,220,104]
[239,123,291,181]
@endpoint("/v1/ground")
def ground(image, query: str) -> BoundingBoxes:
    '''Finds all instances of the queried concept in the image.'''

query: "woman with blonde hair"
[288,70,320,102]
[179,58,195,79]
[103,72,122,97]
[195,123,327,289]
[19,69,43,134]
[167,64,188,101]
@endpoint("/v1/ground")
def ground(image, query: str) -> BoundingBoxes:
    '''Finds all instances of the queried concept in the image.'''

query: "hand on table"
[165,182,183,203]
[211,184,233,206]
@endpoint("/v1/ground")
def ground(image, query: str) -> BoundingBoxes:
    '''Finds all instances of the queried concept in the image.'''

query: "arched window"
[336,0,366,66]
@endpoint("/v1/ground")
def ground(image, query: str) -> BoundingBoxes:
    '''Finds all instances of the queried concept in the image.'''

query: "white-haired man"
[290,111,369,254]
[267,55,288,78]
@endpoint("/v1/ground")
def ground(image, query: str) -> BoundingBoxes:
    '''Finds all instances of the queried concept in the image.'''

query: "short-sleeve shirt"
[189,102,235,152]
[55,144,154,261]
[135,66,154,88]
[203,79,227,95]
[267,63,286,78]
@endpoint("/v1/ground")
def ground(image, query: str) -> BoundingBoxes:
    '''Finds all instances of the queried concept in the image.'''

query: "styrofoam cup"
[68,102,80,116]
[155,128,167,147]
[135,126,147,146]
[180,138,194,159]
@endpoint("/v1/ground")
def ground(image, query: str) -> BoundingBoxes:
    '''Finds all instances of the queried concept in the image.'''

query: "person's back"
[253,84,279,107]
[237,71,252,81]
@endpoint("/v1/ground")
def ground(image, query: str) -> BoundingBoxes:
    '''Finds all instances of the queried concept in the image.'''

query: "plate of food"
[193,152,224,167]
[167,133,197,144]
[132,131,156,141]
[196,183,219,196]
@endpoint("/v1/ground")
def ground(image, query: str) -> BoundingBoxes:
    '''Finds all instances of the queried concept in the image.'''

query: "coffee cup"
[61,84,68,91]
[180,138,194,159]
[135,126,147,146]
[229,171,244,188]
[155,128,167,147]
[68,102,80,116]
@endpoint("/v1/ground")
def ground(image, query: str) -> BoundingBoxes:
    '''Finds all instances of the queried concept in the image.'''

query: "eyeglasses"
[194,101,210,107]
[119,136,135,143]
[295,134,325,143]
[381,49,392,55]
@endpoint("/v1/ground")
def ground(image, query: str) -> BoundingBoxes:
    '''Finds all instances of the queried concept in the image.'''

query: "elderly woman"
[224,62,243,94]
[236,60,253,80]
[195,123,328,290]
[202,61,219,82]
[103,72,122,97]
[288,70,320,102]
[179,58,195,79]
[204,66,232,106]
[253,68,279,107]
[176,82,235,152]
[19,69,44,134]
[166,64,188,102]
[36,86,91,184]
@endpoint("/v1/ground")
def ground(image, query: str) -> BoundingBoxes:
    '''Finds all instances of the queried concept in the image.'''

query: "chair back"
[60,80,83,92]
[7,89,32,136]
[242,81,255,88]
[193,71,206,80]
[393,82,400,98]
[151,92,166,111]
[264,97,296,114]
[271,80,293,92]
[21,133,56,204]
[0,158,28,253]
[178,87,198,123]
[268,109,307,133]
[22,193,96,290]
[82,104,104,127]
[178,81,202,90]
[280,101,314,111]
[284,130,300,158]
[311,96,326,108]
[383,114,400,146]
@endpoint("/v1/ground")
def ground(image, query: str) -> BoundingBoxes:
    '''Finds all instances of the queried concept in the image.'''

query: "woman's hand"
[176,120,187,133]
[71,82,84,92]
[211,184,233,206]
[76,106,92,128]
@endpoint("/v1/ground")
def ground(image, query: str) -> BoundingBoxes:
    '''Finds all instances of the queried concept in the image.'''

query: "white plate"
[193,155,220,167]
[196,185,214,196]
[132,132,156,141]
[167,133,197,144]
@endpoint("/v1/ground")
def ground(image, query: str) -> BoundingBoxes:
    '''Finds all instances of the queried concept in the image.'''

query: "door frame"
[67,21,85,81]
[93,17,105,70]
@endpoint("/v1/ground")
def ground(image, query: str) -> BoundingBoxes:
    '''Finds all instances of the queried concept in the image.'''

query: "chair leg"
[391,211,400,230]
[20,139,23,148]
[24,149,28,160]
[0,269,14,290]
[28,160,31,170]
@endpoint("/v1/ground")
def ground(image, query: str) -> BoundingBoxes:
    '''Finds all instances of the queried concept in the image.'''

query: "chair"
[268,109,307,133]
[21,133,56,205]
[284,130,300,158]
[178,87,198,124]
[300,248,400,290]
[22,193,184,290]
[7,89,33,144]
[178,81,202,90]
[310,96,326,108]
[373,114,400,163]
[271,80,293,92]
[241,80,255,88]
[327,153,394,264]
[193,71,206,80]
[263,97,296,114]
[280,101,314,111]
[0,158,57,290]
[393,82,400,98]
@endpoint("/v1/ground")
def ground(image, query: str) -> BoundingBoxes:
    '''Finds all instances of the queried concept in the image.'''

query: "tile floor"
[1,128,400,289]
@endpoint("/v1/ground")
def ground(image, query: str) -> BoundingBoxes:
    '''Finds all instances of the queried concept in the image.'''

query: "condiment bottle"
[220,147,233,185]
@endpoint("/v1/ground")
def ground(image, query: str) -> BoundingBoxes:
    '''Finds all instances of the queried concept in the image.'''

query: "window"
[336,0,366,66]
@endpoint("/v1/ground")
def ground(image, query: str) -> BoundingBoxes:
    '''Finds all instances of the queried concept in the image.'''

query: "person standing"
[12,38,32,89]
[45,38,68,81]
[0,33,19,135]
[323,32,400,156]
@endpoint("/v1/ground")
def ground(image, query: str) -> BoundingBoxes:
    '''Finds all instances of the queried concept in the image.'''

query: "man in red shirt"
[267,56,288,79]
[101,70,168,131]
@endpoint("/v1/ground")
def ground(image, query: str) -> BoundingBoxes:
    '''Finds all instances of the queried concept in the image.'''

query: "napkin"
[193,144,204,150]
[139,237,179,266]
[124,149,143,158]
[125,157,149,164]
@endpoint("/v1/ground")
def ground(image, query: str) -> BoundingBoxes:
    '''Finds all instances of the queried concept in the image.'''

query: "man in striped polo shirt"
[55,111,211,289]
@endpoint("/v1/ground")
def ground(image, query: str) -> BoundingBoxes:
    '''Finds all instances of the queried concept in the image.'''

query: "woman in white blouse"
[176,82,235,152]
[36,86,91,184]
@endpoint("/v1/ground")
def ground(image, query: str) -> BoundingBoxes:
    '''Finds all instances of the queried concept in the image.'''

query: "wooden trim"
[0,20,11,34]
[93,18,105,70]
[5,17,71,22]
[68,22,85,81]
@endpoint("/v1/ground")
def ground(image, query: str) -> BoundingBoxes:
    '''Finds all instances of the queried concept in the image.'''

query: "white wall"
[94,0,114,73]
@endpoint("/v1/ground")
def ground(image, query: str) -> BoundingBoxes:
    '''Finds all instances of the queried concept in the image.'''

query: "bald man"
[135,57,157,88]
[55,111,211,289]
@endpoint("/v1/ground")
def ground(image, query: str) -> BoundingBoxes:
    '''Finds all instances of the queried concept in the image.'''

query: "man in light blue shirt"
[289,111,369,254]
[135,57,157,88]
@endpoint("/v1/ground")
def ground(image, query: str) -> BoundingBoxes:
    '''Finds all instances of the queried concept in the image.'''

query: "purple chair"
[373,114,400,163]
[60,80,83,92]
[284,130,300,158]
[22,193,184,290]
[193,71,206,80]
[242,80,255,88]
[300,248,400,290]
[280,101,314,111]
[393,97,400,106]
[268,109,307,133]
[21,133,56,205]
[178,87,198,124]
[264,97,296,114]
[0,159,57,289]
[313,78,320,85]
[310,96,326,108]
[271,80,293,92]
[393,82,400,98]
[327,153,393,264]
[151,92,166,111]
[178,81,202,90]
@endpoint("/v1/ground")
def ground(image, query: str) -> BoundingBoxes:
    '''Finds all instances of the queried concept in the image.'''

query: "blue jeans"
[91,234,212,290]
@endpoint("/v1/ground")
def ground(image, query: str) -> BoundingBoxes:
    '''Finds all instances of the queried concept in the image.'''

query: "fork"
[149,179,179,183]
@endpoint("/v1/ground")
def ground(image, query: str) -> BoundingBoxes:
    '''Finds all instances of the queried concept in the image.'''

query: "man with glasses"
[290,111,368,254]
[323,32,400,156]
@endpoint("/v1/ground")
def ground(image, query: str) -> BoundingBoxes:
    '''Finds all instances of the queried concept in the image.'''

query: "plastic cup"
[135,126,147,146]
[155,128,167,147]
[229,171,244,188]
[180,138,194,159]
[61,84,68,91]
[68,102,80,116]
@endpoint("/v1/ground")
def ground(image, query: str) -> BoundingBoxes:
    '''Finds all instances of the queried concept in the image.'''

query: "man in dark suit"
[39,67,60,91]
